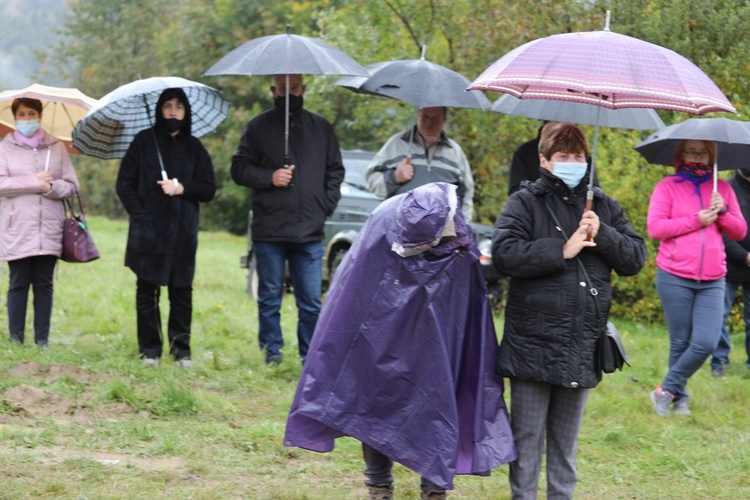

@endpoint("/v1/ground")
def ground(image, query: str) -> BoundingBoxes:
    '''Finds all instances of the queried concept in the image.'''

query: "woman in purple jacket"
[0,98,79,348]
[647,139,746,416]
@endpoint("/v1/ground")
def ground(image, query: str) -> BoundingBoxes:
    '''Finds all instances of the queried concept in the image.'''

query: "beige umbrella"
[0,83,98,153]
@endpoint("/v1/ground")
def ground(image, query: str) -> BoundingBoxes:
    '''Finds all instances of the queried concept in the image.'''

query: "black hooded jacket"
[723,172,750,282]
[230,106,344,243]
[492,169,647,388]
[116,88,217,287]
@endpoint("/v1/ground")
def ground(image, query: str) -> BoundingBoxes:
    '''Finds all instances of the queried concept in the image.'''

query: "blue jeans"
[253,241,323,361]
[713,279,750,369]
[656,268,725,399]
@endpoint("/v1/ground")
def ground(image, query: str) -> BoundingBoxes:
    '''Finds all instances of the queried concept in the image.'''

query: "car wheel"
[487,281,504,312]
[247,256,259,298]
[329,248,348,283]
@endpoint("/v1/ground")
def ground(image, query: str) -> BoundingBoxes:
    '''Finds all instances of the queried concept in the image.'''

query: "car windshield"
[342,150,374,192]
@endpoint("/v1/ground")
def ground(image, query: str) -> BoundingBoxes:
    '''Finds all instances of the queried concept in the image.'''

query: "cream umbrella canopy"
[0,84,98,152]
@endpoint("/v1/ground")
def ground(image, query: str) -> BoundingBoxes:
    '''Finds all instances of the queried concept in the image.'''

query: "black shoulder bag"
[542,197,630,373]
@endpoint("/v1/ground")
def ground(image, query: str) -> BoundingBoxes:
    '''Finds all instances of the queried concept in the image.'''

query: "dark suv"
[240,149,503,307]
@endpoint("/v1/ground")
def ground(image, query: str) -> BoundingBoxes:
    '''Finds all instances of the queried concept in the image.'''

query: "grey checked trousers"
[508,379,589,500]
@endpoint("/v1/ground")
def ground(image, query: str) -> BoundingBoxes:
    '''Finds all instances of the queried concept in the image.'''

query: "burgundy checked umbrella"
[468,11,735,234]
[468,20,735,115]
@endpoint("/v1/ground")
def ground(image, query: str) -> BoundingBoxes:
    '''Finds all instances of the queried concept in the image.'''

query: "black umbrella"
[204,25,369,165]
[635,117,750,189]
[335,46,491,110]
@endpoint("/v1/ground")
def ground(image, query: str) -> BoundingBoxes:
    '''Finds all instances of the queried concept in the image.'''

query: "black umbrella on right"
[635,117,750,189]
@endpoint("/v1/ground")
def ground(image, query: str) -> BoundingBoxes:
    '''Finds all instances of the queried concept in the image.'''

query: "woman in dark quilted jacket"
[491,122,647,500]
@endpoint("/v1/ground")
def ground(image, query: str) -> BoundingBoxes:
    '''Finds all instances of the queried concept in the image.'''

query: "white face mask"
[552,162,587,190]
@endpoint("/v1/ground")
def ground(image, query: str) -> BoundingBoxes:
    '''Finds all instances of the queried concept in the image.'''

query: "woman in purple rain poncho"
[285,182,516,499]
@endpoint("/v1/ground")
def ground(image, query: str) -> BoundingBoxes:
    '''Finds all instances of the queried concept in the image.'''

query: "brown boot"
[421,490,447,499]
[367,483,394,500]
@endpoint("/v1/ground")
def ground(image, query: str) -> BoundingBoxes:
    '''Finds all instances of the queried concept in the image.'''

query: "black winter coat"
[723,173,750,282]
[117,128,216,287]
[230,107,344,243]
[492,170,647,388]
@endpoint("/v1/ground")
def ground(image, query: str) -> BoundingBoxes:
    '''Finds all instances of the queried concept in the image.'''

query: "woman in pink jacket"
[647,139,746,416]
[0,98,79,349]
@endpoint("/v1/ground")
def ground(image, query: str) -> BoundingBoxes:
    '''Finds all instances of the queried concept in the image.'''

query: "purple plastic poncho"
[284,183,515,489]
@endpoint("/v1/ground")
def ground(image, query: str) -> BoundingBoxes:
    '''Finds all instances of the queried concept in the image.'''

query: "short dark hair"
[419,106,448,119]
[12,98,43,117]
[538,121,589,159]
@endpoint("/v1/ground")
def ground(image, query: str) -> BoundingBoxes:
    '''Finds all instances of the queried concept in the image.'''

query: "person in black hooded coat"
[116,87,217,366]
[492,122,646,499]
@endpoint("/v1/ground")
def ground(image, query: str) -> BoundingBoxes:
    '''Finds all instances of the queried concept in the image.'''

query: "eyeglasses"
[683,149,709,160]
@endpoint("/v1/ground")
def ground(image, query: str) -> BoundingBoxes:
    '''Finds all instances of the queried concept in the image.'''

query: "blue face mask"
[552,162,587,190]
[16,119,40,138]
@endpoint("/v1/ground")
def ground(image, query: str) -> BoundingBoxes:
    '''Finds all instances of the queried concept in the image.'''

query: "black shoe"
[367,483,394,500]
[265,354,282,366]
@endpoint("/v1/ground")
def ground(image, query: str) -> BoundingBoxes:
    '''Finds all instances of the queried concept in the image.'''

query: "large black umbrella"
[635,117,750,189]
[204,25,369,165]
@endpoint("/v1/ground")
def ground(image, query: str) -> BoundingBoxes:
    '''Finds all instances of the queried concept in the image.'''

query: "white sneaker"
[141,358,159,367]
[177,359,193,368]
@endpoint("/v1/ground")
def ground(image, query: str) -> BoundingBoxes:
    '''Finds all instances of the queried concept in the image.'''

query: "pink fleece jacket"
[647,174,747,281]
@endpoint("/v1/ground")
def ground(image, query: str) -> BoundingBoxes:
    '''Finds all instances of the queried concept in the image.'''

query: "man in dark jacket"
[712,168,750,376]
[492,122,646,499]
[231,74,345,365]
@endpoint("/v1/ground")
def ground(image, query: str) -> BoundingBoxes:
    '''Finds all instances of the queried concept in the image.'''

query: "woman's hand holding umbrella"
[157,178,183,197]
[563,211,599,259]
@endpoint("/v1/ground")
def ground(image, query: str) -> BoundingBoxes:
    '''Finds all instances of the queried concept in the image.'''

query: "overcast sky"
[0,0,68,89]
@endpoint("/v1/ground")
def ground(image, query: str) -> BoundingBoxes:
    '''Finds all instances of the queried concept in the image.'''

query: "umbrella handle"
[585,193,594,242]
[284,154,294,188]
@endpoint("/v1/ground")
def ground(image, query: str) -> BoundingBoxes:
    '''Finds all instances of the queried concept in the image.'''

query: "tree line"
[34,0,750,323]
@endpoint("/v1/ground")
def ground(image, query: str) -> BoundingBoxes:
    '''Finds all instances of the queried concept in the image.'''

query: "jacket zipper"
[697,190,706,281]
[37,148,45,253]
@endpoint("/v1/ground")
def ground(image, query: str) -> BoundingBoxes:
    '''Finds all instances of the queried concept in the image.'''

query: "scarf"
[675,161,713,195]
[13,128,46,149]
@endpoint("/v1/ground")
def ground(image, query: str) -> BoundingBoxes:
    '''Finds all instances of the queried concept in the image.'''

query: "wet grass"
[0,217,748,498]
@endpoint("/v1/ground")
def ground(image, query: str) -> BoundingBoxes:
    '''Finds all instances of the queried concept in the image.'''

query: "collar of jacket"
[9,131,56,150]
[398,125,452,149]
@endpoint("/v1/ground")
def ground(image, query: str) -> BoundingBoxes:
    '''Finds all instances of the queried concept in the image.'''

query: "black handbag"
[542,198,630,374]
[598,321,630,373]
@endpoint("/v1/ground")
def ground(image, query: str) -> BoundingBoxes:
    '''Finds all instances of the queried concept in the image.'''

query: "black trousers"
[362,443,445,494]
[136,278,192,360]
[7,255,57,345]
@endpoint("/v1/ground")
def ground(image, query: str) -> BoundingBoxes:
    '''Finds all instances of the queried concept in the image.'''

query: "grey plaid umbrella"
[72,76,229,160]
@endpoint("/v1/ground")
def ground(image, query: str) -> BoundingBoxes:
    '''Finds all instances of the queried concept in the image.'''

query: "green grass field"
[0,217,748,499]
